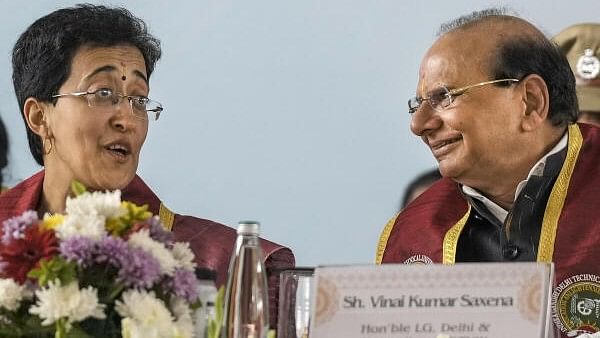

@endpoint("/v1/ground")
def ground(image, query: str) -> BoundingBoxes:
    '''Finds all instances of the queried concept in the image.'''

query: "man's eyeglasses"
[51,88,164,121]
[408,78,520,115]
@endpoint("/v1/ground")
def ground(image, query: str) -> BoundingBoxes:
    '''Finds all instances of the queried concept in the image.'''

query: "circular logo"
[576,49,600,80]
[552,274,600,335]
[403,254,433,265]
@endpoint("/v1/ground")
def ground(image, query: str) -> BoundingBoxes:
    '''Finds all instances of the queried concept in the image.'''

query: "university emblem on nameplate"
[403,254,433,265]
[576,49,600,80]
[552,274,600,335]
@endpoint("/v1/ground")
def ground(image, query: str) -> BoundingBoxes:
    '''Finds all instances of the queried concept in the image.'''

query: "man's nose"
[410,105,442,137]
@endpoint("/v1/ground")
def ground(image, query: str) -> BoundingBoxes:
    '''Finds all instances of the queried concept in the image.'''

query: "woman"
[0,4,293,325]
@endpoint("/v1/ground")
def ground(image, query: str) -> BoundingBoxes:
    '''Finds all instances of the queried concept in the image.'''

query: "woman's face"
[42,45,150,190]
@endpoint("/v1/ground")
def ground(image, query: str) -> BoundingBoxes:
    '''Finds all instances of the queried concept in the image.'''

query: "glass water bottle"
[222,221,269,338]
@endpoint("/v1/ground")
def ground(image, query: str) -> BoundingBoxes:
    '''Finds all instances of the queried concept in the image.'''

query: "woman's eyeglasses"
[52,88,163,121]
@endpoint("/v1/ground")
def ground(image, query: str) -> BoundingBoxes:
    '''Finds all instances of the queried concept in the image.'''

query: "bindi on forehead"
[120,62,127,81]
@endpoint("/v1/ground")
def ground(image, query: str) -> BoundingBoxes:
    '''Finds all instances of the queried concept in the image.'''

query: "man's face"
[409,29,524,188]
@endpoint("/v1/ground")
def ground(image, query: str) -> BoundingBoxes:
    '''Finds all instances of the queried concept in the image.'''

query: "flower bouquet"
[0,182,201,338]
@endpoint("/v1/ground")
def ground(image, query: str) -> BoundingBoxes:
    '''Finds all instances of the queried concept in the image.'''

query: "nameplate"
[309,262,554,338]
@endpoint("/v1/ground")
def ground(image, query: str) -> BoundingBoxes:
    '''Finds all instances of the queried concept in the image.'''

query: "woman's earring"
[43,136,53,155]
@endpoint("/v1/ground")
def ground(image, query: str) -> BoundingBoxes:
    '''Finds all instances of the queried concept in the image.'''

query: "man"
[553,23,600,126]
[377,8,600,337]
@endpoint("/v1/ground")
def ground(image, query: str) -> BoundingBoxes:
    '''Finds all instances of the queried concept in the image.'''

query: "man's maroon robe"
[378,124,600,337]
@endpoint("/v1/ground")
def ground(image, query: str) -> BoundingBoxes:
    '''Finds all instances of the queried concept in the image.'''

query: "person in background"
[400,168,441,209]
[0,117,8,192]
[0,4,294,326]
[553,23,600,126]
[377,8,600,337]
[376,168,442,260]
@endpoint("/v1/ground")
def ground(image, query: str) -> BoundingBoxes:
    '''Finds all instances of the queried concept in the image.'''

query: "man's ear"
[520,74,550,132]
[23,97,51,138]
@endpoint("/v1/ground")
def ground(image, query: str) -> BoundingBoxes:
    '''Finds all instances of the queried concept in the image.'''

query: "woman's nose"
[110,100,139,132]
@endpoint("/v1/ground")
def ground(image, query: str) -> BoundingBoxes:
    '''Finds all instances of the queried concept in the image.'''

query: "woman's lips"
[104,143,131,163]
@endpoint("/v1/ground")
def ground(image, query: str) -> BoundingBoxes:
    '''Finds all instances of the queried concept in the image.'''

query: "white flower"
[0,278,29,311]
[171,242,196,271]
[29,280,105,327]
[55,213,106,240]
[54,190,123,239]
[171,297,194,338]
[120,319,189,338]
[128,230,177,275]
[66,190,124,219]
[116,289,176,338]
[121,318,158,338]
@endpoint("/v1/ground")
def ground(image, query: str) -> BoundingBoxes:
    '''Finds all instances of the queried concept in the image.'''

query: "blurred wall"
[1,0,598,266]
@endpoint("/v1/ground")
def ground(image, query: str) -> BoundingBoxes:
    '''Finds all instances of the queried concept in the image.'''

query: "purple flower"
[147,216,173,245]
[166,268,200,303]
[1,210,38,244]
[95,236,161,288]
[60,235,161,289]
[59,236,96,266]
[95,236,129,267]
[117,247,161,288]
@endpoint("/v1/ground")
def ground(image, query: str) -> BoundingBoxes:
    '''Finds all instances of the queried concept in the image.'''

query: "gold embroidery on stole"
[159,203,175,232]
[537,124,582,262]
[376,213,399,264]
[442,204,471,264]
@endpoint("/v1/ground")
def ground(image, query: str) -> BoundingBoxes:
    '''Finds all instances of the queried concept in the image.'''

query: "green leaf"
[267,329,277,338]
[206,286,225,338]
[189,298,202,311]
[107,201,152,236]
[70,181,87,196]
[0,308,55,337]
[55,318,67,338]
[214,286,225,323]
[207,321,217,338]
[27,257,77,287]
[107,283,126,301]
[65,324,95,338]
[0,323,23,338]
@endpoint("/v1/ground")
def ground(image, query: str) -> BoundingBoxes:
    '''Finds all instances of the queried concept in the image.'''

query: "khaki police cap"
[552,23,600,112]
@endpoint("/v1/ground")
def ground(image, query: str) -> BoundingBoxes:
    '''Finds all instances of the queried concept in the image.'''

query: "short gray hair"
[437,7,514,36]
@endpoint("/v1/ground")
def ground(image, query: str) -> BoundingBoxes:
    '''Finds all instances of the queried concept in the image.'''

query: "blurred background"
[1,0,599,266]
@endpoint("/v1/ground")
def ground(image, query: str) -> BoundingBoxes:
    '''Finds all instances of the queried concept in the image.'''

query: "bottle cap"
[237,221,260,235]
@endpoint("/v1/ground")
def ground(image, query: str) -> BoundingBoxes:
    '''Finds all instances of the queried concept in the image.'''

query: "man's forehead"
[417,31,496,94]
[417,46,469,94]
[418,54,451,94]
